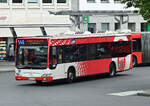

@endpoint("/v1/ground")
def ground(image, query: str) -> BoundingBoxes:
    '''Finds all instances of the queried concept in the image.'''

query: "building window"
[101,0,109,3]
[28,0,38,3]
[101,23,109,32]
[57,0,66,3]
[128,23,136,32]
[87,0,95,3]
[115,23,120,31]
[88,23,96,33]
[43,0,52,3]
[0,0,7,3]
[141,23,147,32]
[114,0,121,3]
[12,0,22,3]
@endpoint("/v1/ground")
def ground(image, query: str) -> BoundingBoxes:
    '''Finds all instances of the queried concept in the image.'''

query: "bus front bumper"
[16,76,53,81]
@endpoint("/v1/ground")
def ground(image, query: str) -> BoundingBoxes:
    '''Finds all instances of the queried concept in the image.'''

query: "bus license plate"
[28,78,35,81]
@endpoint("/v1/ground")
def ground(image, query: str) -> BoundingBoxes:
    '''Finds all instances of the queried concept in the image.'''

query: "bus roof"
[17,33,131,40]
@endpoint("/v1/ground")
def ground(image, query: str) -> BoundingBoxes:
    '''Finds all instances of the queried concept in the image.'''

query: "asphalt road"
[1,66,150,106]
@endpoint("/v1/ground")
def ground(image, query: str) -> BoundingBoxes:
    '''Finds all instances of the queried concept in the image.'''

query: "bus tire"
[109,63,116,77]
[36,80,43,85]
[67,68,76,83]
[132,56,137,67]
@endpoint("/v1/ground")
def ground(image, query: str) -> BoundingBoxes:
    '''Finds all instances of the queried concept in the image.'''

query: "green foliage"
[121,0,150,22]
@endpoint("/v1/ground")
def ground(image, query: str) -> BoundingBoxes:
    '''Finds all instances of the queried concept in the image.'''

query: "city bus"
[15,33,133,84]
[131,33,142,66]
[131,32,150,66]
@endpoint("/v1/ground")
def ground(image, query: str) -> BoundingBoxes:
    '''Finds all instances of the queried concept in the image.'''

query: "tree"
[121,0,150,22]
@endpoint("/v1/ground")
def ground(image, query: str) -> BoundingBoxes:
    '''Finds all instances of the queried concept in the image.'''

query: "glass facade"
[28,0,38,3]
[88,23,96,33]
[128,23,136,32]
[57,0,66,3]
[101,0,109,3]
[101,23,109,32]
[12,0,22,3]
[0,0,68,4]
[87,0,95,3]
[0,0,7,3]
[43,0,52,3]
[115,23,120,31]
[114,0,121,3]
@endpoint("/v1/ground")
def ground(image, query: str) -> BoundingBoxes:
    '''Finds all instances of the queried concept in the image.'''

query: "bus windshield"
[16,46,48,69]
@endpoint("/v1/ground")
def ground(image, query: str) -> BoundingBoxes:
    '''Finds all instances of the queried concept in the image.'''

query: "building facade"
[72,0,150,33]
[0,0,71,35]
[1,0,150,61]
[0,0,72,61]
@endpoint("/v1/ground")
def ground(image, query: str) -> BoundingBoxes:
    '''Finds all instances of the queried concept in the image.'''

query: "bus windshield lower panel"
[17,46,48,69]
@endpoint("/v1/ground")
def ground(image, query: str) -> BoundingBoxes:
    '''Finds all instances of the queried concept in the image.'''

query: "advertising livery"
[15,34,133,84]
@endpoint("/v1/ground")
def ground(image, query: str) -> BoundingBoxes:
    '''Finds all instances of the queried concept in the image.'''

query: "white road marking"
[108,91,145,96]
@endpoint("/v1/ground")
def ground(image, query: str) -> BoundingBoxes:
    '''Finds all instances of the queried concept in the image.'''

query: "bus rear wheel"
[67,69,76,83]
[109,63,116,77]
[132,56,137,67]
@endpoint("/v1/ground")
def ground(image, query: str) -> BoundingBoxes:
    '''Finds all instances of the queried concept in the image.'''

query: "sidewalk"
[0,61,15,72]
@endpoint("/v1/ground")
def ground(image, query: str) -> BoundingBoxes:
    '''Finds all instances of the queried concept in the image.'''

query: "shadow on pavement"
[136,63,150,67]
[17,73,132,87]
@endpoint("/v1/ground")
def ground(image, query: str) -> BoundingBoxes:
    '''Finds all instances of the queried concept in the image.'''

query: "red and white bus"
[131,32,150,66]
[15,33,133,83]
[131,33,142,66]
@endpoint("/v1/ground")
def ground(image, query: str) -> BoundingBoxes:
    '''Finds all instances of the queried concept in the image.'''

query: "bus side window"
[62,46,71,63]
[78,45,88,61]
[62,45,79,63]
[110,41,131,57]
[57,46,63,64]
[133,39,141,52]
[49,47,57,69]
[96,43,110,59]
[88,44,96,60]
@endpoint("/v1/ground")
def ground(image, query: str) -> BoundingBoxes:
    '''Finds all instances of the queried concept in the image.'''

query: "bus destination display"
[18,39,47,46]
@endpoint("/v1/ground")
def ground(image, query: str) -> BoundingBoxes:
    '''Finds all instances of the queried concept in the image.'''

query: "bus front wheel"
[109,63,116,77]
[67,69,76,83]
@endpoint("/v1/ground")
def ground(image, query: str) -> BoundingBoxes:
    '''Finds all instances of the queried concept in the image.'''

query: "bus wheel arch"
[67,66,76,83]
[132,55,137,67]
[109,62,116,77]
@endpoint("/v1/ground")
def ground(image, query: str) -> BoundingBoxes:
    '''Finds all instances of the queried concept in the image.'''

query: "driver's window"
[49,46,57,69]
